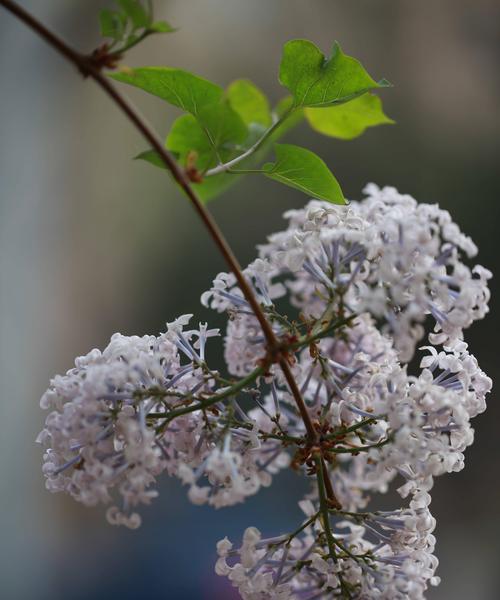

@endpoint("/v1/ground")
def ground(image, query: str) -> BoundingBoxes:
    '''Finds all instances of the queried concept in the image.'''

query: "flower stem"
[157,365,265,428]
[314,453,338,563]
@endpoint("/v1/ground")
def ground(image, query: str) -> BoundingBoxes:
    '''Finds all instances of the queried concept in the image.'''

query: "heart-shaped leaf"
[263,143,345,204]
[279,40,390,108]
[305,93,394,140]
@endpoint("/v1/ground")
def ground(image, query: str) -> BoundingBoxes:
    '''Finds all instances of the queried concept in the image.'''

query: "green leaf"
[165,107,245,171]
[227,79,272,128]
[196,101,248,158]
[165,104,246,170]
[263,143,345,204]
[166,105,246,201]
[135,149,166,169]
[166,114,215,170]
[136,105,246,203]
[110,67,223,116]
[117,0,150,28]
[99,9,126,40]
[279,39,389,108]
[149,20,176,33]
[305,93,394,140]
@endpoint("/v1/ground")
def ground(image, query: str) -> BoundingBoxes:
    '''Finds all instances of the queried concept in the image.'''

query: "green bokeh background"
[1,1,499,598]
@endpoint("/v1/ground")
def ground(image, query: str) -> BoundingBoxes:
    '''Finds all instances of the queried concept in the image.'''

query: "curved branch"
[0,0,317,442]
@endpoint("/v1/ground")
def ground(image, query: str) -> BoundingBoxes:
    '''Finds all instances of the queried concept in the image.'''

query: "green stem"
[285,513,318,545]
[205,107,293,176]
[156,365,265,431]
[214,418,303,444]
[324,418,377,440]
[314,453,337,563]
[112,30,151,56]
[330,437,391,454]
[329,508,370,521]
[290,314,355,351]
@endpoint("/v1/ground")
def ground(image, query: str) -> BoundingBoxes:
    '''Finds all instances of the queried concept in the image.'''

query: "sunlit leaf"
[279,39,390,108]
[305,93,394,140]
[263,143,345,204]
[227,79,272,128]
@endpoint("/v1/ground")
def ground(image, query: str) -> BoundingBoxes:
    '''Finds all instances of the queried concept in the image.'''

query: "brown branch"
[0,0,318,442]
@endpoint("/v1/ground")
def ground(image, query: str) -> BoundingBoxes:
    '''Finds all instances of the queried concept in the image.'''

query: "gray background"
[1,1,499,598]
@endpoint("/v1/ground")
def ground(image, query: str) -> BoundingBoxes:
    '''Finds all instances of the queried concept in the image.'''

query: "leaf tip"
[377,78,393,88]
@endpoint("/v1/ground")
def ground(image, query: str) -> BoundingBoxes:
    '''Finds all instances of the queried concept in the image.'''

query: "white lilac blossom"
[178,427,290,509]
[216,492,439,599]
[39,186,491,597]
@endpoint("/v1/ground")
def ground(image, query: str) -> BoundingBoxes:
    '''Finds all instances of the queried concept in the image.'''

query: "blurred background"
[1,0,499,598]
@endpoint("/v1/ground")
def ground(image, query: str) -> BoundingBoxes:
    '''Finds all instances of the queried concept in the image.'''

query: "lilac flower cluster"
[217,492,438,599]
[38,185,491,597]
[37,317,287,527]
